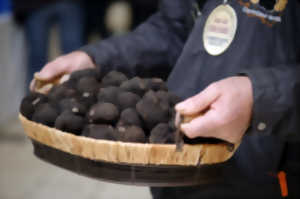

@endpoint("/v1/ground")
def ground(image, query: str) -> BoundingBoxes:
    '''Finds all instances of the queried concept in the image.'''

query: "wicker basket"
[18,76,241,186]
[19,114,239,166]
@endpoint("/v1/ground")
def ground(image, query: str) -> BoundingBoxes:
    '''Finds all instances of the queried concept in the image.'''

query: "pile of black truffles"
[20,69,183,144]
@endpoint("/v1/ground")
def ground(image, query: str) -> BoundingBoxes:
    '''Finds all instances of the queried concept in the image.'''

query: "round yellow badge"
[203,4,238,56]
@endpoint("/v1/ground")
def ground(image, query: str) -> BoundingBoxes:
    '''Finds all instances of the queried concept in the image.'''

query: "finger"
[180,110,217,139]
[29,79,36,91]
[175,84,220,115]
[35,61,67,81]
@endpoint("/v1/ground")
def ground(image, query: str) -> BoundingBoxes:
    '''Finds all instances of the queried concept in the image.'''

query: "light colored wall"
[0,15,26,125]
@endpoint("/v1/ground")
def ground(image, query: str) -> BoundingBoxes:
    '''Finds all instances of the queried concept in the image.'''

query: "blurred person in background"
[12,0,85,86]
[83,0,158,39]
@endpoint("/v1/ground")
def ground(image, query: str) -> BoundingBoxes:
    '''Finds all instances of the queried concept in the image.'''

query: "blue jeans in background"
[24,1,85,85]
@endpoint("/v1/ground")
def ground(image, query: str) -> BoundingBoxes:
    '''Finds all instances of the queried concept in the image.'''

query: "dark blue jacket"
[82,0,300,198]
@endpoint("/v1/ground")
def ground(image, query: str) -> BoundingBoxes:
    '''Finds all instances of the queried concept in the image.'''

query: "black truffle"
[48,84,77,100]
[70,68,99,81]
[77,76,100,93]
[156,90,181,108]
[55,112,85,135]
[150,123,174,144]
[60,78,77,89]
[101,71,128,87]
[144,78,168,91]
[116,125,146,143]
[117,91,141,110]
[168,92,181,106]
[79,92,97,108]
[155,90,170,110]
[118,108,143,127]
[20,92,48,119]
[88,102,119,124]
[83,124,116,140]
[136,91,169,130]
[97,86,120,105]
[58,98,87,116]
[32,103,59,127]
[120,77,147,96]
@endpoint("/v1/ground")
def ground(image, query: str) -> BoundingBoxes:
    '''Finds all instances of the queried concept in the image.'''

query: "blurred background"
[0,0,158,198]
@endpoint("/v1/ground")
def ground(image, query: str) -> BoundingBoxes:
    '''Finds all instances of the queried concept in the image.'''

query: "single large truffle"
[116,125,146,143]
[101,71,128,87]
[88,102,119,124]
[79,92,97,108]
[136,91,169,130]
[144,78,168,91]
[118,108,143,127]
[58,98,87,116]
[97,86,120,105]
[77,76,99,93]
[20,92,48,119]
[117,91,141,110]
[120,77,147,96]
[48,84,77,100]
[155,90,170,110]
[55,111,85,135]
[83,124,116,140]
[32,103,59,127]
[149,123,175,144]
[70,68,100,81]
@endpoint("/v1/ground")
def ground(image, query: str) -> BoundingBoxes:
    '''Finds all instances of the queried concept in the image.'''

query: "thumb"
[175,83,220,115]
[180,109,217,139]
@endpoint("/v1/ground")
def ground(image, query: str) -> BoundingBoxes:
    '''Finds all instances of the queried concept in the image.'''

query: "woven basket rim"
[19,113,239,166]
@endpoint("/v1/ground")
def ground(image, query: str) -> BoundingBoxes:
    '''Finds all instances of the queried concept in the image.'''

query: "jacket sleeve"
[243,65,300,140]
[80,0,194,79]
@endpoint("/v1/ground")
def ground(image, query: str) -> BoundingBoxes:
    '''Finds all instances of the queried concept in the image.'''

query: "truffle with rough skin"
[116,125,146,143]
[88,102,119,124]
[117,91,141,110]
[156,90,181,107]
[120,77,147,96]
[32,103,59,127]
[97,86,120,105]
[48,84,77,100]
[101,71,128,87]
[136,90,169,130]
[20,92,48,119]
[155,90,170,110]
[79,92,97,108]
[55,111,85,135]
[118,108,143,127]
[70,68,99,81]
[59,78,77,89]
[58,98,87,116]
[149,123,175,144]
[77,76,100,93]
[144,78,168,91]
[83,124,116,140]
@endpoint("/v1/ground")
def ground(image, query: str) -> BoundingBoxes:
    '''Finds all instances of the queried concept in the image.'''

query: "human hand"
[175,76,253,143]
[30,51,95,91]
